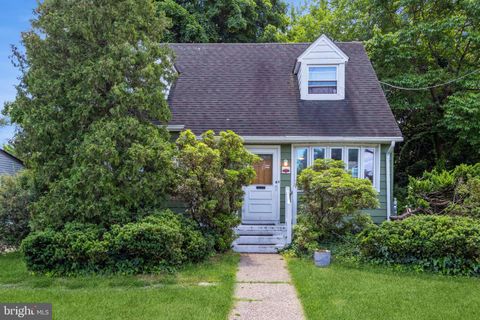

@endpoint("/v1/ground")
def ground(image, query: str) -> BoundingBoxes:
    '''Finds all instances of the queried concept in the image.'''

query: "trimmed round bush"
[21,223,108,274]
[108,213,186,272]
[358,215,480,275]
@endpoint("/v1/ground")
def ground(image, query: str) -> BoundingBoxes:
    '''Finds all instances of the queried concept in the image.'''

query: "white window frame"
[300,63,346,100]
[362,147,376,186]
[307,66,338,95]
[292,144,380,192]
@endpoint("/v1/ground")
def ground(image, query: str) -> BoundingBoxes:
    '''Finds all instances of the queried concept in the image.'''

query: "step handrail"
[285,186,293,244]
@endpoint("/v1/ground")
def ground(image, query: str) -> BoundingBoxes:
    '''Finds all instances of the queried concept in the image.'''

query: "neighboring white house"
[0,149,23,176]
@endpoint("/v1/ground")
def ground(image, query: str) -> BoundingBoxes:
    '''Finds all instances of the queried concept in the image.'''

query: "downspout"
[386,141,395,221]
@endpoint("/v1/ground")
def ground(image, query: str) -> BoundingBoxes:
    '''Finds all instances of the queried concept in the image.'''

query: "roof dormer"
[295,35,349,101]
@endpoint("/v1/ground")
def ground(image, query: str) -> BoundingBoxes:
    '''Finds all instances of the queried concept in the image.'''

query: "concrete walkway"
[229,254,305,320]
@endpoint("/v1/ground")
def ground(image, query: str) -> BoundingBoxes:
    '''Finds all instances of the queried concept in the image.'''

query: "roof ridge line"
[167,41,363,46]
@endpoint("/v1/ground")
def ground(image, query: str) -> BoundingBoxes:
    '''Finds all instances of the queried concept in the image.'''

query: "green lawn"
[0,252,239,320]
[288,258,480,320]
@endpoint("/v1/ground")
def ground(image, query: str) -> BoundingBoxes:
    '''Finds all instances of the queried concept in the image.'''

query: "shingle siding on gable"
[299,42,345,62]
[0,151,23,176]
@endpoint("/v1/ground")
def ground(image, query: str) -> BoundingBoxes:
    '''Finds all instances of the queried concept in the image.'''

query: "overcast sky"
[0,0,303,146]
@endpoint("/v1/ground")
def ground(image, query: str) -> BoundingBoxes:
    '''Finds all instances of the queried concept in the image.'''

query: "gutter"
[386,141,395,221]
[164,125,185,131]
[241,135,404,144]
[163,130,404,144]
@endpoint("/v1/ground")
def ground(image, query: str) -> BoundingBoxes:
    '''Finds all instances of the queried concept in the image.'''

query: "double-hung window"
[308,66,337,94]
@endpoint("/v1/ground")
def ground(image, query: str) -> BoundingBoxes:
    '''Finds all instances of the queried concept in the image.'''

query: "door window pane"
[295,147,308,176]
[252,154,273,185]
[331,148,343,161]
[348,148,359,178]
[363,148,375,183]
[313,147,326,162]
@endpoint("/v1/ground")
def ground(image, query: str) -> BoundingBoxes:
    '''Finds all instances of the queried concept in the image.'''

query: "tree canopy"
[281,0,480,188]
[157,0,290,43]
[4,0,176,228]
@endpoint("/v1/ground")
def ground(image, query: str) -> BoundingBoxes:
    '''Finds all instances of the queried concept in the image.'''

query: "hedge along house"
[166,35,403,253]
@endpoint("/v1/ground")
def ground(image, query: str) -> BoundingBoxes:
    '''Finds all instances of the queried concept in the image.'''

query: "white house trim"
[386,141,396,220]
[242,136,404,143]
[297,34,350,62]
[165,125,185,131]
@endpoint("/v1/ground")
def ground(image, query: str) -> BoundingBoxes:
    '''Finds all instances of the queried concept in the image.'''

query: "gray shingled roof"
[167,42,402,138]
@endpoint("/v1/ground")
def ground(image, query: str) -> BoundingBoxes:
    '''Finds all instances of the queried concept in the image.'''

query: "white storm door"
[242,147,280,224]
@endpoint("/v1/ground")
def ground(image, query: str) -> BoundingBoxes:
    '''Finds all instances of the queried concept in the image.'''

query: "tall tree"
[157,0,290,43]
[365,0,480,185]
[282,0,480,188]
[4,0,176,228]
[278,0,371,42]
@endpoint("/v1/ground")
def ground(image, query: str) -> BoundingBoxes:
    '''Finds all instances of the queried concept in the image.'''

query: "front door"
[242,147,280,224]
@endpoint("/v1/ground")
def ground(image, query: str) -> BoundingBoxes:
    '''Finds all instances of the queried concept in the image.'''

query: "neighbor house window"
[308,66,337,94]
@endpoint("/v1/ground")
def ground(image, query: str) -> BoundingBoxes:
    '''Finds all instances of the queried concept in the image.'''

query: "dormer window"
[295,35,349,101]
[308,66,337,94]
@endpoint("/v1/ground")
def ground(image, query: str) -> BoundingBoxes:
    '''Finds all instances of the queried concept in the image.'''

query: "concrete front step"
[235,230,285,236]
[233,224,288,253]
[232,244,285,253]
[235,225,287,232]
[234,235,286,245]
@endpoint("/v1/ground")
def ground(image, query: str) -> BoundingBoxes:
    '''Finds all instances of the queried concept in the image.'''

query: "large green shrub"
[32,117,175,230]
[174,130,258,252]
[289,159,378,255]
[407,163,480,217]
[358,215,480,275]
[21,210,213,275]
[297,159,379,232]
[0,170,37,246]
